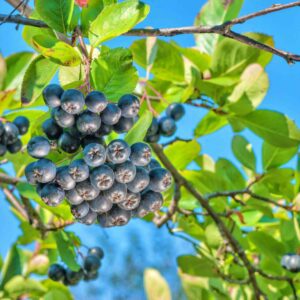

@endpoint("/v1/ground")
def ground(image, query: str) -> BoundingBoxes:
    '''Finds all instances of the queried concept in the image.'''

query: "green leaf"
[194,0,244,54]
[178,215,204,240]
[17,182,73,220]
[248,231,285,259]
[204,223,222,248]
[4,276,46,297]
[21,55,58,104]
[32,35,82,66]
[43,280,73,300]
[35,0,75,34]
[18,222,40,245]
[216,158,245,190]
[227,64,269,115]
[89,0,150,46]
[262,142,298,171]
[0,245,22,288]
[125,110,152,145]
[59,64,84,86]
[178,255,217,278]
[194,110,228,137]
[232,135,256,172]
[236,110,300,148]
[81,0,116,35]
[130,39,185,82]
[164,140,201,170]
[54,231,81,271]
[2,52,35,95]
[171,42,211,71]
[91,47,138,101]
[144,269,171,300]
[211,33,272,77]
[22,11,56,49]
[195,154,215,172]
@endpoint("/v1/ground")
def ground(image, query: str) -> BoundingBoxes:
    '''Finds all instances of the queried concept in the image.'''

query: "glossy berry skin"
[33,158,57,183]
[141,190,163,212]
[96,124,113,136]
[58,132,81,153]
[43,84,64,108]
[146,158,161,171]
[25,162,38,184]
[90,193,113,213]
[53,107,75,128]
[113,117,134,133]
[114,160,136,184]
[281,254,300,273]
[118,94,140,118]
[0,144,7,156]
[71,201,90,219]
[101,103,121,125]
[149,167,172,192]
[83,143,106,167]
[65,188,84,205]
[110,207,131,226]
[90,165,115,190]
[41,183,65,207]
[130,143,151,166]
[103,182,127,204]
[56,166,76,191]
[76,111,101,134]
[85,91,108,113]
[81,135,105,148]
[42,118,63,140]
[118,191,140,211]
[48,264,66,281]
[75,180,100,200]
[97,213,114,228]
[132,202,150,218]
[3,122,19,145]
[158,116,176,137]
[78,210,97,225]
[281,254,293,270]
[106,139,131,164]
[68,159,89,182]
[13,116,30,135]
[7,139,22,153]
[84,255,101,272]
[65,268,83,285]
[61,89,85,114]
[88,247,104,260]
[127,167,150,193]
[27,136,51,158]
[166,103,185,121]
[147,117,159,136]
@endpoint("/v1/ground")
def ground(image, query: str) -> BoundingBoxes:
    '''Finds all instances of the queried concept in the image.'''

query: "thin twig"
[4,0,32,17]
[0,173,25,185]
[1,2,300,63]
[3,188,28,220]
[151,143,265,299]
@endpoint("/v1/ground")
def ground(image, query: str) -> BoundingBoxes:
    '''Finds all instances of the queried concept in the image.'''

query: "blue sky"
[0,1,300,299]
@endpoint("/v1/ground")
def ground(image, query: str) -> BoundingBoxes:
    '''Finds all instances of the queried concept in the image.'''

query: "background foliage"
[0,0,300,299]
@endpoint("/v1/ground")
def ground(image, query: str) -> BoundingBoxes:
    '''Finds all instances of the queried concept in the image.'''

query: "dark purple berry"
[76,110,101,134]
[78,210,97,225]
[101,103,121,125]
[56,166,76,190]
[65,188,84,205]
[113,117,134,133]
[118,94,140,118]
[85,91,108,113]
[89,193,113,213]
[13,116,30,135]
[88,247,104,259]
[166,103,185,121]
[141,190,163,212]
[75,180,100,200]
[83,143,106,167]
[106,139,130,164]
[7,139,22,153]
[103,182,127,204]
[27,136,50,158]
[158,116,176,137]
[149,167,172,192]
[3,122,19,145]
[130,142,151,166]
[118,191,140,211]
[84,255,101,272]
[43,84,64,108]
[48,264,66,281]
[53,107,75,128]
[90,165,115,190]
[58,132,81,153]
[68,159,89,182]
[71,201,90,218]
[40,183,65,206]
[127,166,149,193]
[61,89,85,114]
[114,160,136,183]
[42,118,63,140]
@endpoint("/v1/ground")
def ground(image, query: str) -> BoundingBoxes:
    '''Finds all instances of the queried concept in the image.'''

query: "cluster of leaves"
[0,0,299,298]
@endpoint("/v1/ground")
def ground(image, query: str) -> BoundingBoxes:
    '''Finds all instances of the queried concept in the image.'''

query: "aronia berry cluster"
[25,85,172,226]
[48,246,104,285]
